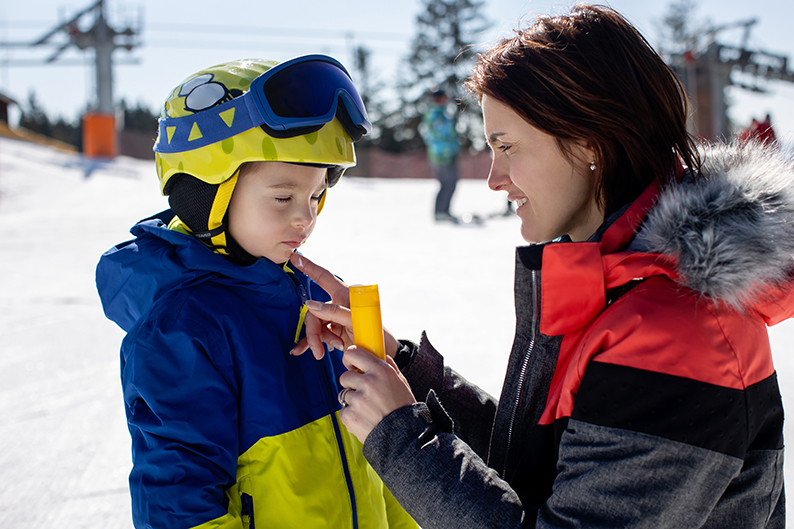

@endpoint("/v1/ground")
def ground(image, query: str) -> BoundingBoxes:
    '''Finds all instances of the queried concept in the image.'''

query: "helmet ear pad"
[165,172,256,265]
[165,174,220,236]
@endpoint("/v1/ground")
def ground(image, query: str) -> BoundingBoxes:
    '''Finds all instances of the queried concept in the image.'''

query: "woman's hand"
[289,253,352,360]
[338,346,417,443]
[289,253,401,359]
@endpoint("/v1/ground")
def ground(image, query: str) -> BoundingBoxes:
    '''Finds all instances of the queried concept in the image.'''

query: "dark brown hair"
[465,4,701,217]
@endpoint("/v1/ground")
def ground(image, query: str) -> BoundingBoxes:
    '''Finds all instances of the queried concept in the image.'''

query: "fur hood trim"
[635,142,794,310]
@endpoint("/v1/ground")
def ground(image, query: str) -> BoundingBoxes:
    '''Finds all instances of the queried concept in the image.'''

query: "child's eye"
[275,197,291,204]
[312,189,326,203]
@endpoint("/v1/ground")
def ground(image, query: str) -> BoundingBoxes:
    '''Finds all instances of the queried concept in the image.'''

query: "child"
[96,56,417,529]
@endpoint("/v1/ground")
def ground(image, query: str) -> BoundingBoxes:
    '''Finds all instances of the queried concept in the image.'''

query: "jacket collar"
[536,180,676,336]
[519,142,794,336]
[97,216,303,332]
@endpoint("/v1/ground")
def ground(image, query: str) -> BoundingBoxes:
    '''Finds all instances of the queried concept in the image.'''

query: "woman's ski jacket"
[365,143,794,529]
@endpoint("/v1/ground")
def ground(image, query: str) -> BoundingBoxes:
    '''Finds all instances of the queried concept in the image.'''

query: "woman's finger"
[321,327,345,351]
[304,310,327,360]
[341,345,394,375]
[290,253,350,305]
[383,353,402,373]
[289,328,345,356]
[339,363,363,390]
[292,312,345,358]
[305,300,354,330]
[290,337,310,357]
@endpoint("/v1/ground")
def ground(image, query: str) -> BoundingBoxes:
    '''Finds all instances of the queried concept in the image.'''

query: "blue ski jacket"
[421,104,459,167]
[96,212,416,529]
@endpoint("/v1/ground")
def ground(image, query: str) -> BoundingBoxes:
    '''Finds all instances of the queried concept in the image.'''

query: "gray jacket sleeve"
[366,333,528,527]
[399,332,498,459]
[363,402,528,529]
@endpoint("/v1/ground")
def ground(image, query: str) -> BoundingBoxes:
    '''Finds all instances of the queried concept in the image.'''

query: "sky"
[1,134,794,525]
[1,0,794,143]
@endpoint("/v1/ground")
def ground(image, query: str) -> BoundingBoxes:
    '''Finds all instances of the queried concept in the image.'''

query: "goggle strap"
[156,95,264,154]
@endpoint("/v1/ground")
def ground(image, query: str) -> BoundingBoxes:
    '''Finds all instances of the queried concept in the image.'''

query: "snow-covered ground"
[0,135,791,527]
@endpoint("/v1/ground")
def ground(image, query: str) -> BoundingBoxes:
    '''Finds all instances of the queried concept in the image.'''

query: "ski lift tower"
[669,19,794,140]
[31,0,140,157]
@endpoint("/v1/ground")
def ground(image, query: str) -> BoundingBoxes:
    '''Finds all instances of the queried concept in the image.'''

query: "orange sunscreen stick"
[349,284,386,360]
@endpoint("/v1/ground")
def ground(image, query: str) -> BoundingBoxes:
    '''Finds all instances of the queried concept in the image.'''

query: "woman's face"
[482,95,604,243]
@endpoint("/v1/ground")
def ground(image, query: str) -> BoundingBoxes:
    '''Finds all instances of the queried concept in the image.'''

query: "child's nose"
[293,203,315,228]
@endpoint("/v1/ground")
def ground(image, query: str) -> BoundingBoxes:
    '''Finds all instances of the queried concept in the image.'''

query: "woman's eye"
[499,144,511,152]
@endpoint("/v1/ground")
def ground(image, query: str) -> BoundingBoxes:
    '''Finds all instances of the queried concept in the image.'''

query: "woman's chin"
[520,224,542,245]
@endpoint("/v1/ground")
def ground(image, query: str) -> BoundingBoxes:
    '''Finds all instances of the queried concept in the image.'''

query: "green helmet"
[153,56,369,255]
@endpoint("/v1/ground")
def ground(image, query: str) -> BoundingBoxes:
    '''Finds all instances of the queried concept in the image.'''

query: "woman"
[291,5,793,528]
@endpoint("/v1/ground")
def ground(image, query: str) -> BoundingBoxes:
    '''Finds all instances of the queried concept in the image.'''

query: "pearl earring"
[590,162,596,171]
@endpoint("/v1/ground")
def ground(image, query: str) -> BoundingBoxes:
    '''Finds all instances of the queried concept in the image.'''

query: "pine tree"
[18,91,52,138]
[120,99,159,133]
[50,117,82,149]
[389,0,490,152]
[658,0,709,61]
[351,45,390,150]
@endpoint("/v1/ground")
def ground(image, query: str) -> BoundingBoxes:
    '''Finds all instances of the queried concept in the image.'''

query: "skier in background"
[421,89,461,223]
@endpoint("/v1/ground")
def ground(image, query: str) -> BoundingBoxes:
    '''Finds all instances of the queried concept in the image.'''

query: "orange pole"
[82,112,117,158]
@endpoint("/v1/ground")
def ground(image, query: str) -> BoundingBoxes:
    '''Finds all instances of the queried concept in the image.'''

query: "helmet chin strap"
[205,171,239,252]
[166,170,240,257]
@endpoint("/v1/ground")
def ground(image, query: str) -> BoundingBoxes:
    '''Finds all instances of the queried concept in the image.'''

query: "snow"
[0,135,791,527]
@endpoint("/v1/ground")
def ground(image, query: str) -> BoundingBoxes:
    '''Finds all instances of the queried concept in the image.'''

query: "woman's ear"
[580,142,597,172]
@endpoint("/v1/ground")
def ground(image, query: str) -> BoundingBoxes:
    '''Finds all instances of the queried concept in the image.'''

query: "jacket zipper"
[241,493,255,529]
[503,269,538,477]
[317,355,359,529]
[296,278,308,301]
[294,272,359,529]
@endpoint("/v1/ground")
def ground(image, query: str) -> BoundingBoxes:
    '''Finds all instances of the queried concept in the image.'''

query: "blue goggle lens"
[252,56,370,141]
[264,61,364,119]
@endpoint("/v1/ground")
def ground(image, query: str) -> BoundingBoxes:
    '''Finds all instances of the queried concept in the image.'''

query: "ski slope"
[0,136,791,527]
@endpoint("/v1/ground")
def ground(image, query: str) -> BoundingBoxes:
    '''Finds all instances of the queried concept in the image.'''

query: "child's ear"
[326,166,344,187]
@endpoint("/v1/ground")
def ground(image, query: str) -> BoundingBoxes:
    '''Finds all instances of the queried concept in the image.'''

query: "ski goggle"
[155,54,371,154]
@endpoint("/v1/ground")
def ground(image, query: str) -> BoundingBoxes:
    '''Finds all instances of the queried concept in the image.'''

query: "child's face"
[227,162,327,264]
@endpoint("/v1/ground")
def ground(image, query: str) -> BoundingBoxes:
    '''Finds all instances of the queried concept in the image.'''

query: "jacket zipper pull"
[298,281,308,302]
[241,493,255,529]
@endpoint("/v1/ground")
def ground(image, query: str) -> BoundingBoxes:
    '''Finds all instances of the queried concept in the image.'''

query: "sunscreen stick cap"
[349,284,380,307]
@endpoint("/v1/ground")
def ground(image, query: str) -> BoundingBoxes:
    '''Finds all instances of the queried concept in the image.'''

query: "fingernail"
[293,255,304,267]
[304,300,322,311]
[331,341,344,351]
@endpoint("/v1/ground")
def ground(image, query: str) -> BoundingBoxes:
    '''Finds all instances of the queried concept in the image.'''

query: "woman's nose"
[487,156,509,192]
